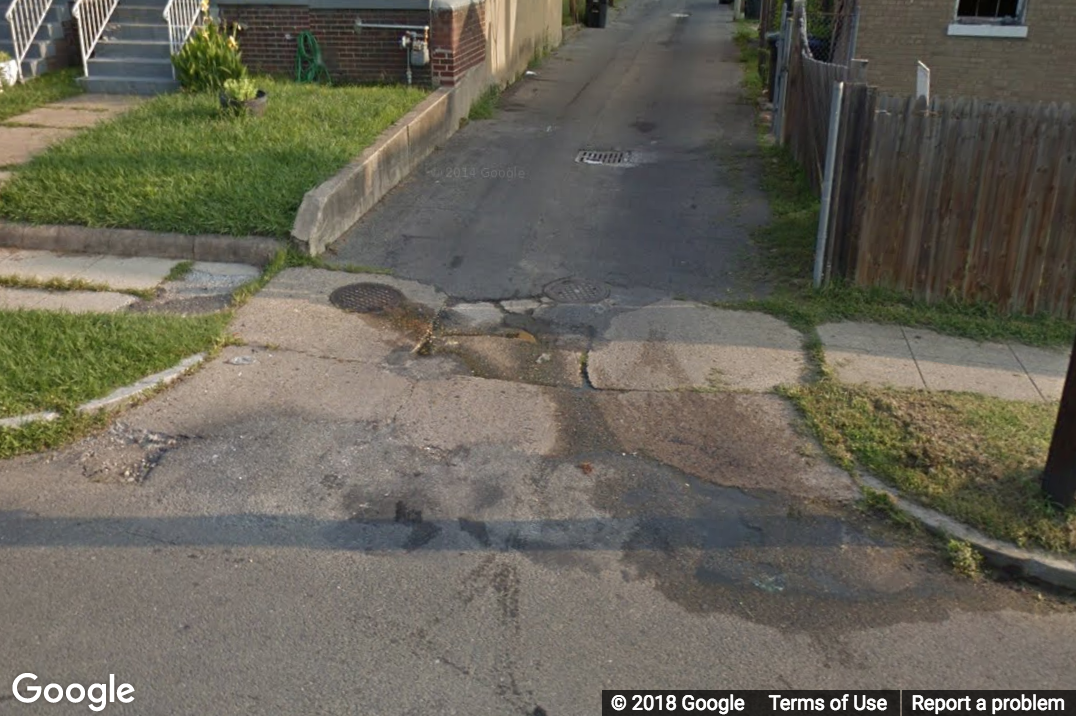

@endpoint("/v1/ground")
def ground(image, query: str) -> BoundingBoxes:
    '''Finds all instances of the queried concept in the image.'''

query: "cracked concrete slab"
[440,335,584,388]
[394,376,558,455]
[595,391,857,503]
[588,304,806,392]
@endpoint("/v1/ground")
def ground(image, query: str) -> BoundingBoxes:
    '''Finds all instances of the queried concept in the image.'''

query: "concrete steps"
[0,0,69,80]
[78,2,178,94]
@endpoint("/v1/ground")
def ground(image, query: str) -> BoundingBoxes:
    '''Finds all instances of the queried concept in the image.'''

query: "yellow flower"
[227,36,237,50]
[200,0,209,13]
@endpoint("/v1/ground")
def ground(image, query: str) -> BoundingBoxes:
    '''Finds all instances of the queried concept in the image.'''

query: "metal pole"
[814,80,844,288]
[1043,331,1076,508]
[773,8,793,142]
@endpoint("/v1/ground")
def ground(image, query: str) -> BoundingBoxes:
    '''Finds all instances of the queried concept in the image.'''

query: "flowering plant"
[171,0,247,93]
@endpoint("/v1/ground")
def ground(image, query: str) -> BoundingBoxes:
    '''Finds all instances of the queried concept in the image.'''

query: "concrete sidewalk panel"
[818,322,912,358]
[0,287,43,309]
[233,297,409,364]
[915,361,1042,401]
[30,290,137,313]
[50,94,144,111]
[79,255,178,290]
[904,328,1021,369]
[0,249,101,281]
[7,107,117,129]
[0,126,77,164]
[1011,344,1070,402]
[588,305,805,392]
[826,352,926,390]
[117,347,414,436]
[394,377,558,455]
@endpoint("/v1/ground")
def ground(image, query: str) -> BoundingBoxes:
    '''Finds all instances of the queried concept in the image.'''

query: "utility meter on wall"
[401,32,429,67]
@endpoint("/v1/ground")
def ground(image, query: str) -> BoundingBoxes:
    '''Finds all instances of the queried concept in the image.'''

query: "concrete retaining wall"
[289,0,563,255]
[291,88,453,255]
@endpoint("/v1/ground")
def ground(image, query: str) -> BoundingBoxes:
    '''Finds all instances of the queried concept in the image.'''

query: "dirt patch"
[594,391,857,503]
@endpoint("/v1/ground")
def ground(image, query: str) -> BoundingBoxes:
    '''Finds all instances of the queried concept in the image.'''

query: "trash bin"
[586,0,608,28]
[807,35,830,62]
[744,0,761,20]
[766,31,781,102]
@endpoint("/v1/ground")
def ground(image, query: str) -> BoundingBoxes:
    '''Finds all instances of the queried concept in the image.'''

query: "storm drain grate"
[575,150,634,166]
[544,277,611,304]
[329,283,406,313]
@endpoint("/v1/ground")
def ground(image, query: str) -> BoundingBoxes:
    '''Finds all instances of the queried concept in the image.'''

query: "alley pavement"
[1,0,1076,713]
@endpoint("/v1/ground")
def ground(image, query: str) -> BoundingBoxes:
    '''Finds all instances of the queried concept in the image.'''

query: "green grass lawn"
[0,69,82,125]
[726,27,1076,348]
[0,310,229,418]
[0,78,427,236]
[783,380,1076,554]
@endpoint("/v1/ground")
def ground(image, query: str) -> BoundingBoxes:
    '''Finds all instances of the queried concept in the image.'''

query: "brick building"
[217,0,558,90]
[853,0,1076,103]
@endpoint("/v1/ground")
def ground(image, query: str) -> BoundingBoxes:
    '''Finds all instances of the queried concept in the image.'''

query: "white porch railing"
[4,0,53,82]
[72,0,118,76]
[163,0,199,57]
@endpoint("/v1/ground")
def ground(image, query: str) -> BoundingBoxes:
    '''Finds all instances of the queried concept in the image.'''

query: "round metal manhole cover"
[543,277,610,304]
[329,283,406,313]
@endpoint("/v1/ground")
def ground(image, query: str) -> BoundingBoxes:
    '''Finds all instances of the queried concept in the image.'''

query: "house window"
[955,0,1025,24]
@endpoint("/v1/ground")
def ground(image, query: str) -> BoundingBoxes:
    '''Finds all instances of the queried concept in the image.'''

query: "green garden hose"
[296,31,332,84]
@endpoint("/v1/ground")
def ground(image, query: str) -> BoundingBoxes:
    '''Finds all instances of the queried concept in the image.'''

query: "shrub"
[171,0,247,93]
[222,77,257,101]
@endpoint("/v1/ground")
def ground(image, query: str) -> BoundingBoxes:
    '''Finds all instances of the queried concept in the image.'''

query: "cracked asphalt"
[2,1,1075,714]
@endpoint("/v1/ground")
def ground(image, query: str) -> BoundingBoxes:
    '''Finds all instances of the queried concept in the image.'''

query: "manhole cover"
[329,283,406,313]
[544,277,610,304]
[576,150,634,166]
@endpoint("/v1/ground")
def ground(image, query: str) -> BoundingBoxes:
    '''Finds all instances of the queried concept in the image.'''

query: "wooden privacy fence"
[820,87,1076,319]
[779,13,856,194]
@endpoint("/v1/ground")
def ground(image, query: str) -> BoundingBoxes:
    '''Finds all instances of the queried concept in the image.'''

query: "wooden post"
[850,58,868,84]
[1043,332,1076,507]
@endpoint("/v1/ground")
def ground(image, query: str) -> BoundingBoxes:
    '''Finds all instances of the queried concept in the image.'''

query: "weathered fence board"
[826,94,1076,318]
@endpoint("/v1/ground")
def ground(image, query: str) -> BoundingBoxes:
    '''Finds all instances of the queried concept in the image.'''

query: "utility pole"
[1043,331,1076,508]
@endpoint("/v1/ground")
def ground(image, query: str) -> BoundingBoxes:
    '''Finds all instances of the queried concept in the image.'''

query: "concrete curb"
[0,223,281,267]
[291,88,455,256]
[0,354,206,430]
[857,471,1076,591]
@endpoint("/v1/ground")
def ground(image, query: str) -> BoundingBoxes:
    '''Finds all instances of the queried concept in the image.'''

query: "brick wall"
[855,0,1076,103]
[430,1,486,86]
[218,6,433,85]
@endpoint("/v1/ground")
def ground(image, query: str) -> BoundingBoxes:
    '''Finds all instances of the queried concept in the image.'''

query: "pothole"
[329,283,406,313]
[543,277,610,304]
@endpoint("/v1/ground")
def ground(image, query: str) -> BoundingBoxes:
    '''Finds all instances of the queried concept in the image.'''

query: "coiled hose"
[296,31,332,84]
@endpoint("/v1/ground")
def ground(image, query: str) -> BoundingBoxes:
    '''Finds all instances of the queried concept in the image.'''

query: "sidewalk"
[0,94,143,182]
[819,321,1070,403]
[0,247,259,313]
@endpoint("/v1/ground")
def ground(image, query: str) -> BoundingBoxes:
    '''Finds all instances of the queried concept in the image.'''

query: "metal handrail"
[163,0,199,58]
[4,0,54,82]
[72,0,118,76]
